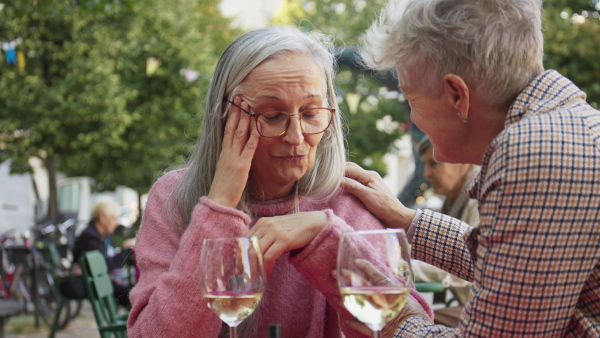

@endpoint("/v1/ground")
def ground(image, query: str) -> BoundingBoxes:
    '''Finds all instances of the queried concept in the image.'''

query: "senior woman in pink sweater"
[127,26,432,338]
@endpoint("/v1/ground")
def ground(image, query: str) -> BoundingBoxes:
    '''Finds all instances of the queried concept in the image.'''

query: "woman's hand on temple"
[246,211,328,277]
[341,162,415,231]
[208,97,261,208]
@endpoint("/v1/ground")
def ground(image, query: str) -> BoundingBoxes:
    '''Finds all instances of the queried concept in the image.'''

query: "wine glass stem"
[230,325,237,338]
[372,330,381,338]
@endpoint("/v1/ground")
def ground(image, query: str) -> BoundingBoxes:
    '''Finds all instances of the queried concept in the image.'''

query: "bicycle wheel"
[68,299,83,320]
[35,265,71,328]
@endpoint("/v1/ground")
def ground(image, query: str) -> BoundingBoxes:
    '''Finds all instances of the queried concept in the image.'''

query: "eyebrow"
[256,94,323,100]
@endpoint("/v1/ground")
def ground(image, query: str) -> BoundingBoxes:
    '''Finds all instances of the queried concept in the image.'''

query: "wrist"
[389,204,416,232]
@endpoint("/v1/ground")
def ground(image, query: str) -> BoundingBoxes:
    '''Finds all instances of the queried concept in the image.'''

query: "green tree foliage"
[0,0,237,222]
[543,0,600,108]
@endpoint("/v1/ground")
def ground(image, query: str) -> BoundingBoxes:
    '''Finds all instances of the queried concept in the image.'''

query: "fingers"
[246,226,276,278]
[344,319,373,336]
[224,97,253,150]
[344,162,377,186]
[246,213,328,277]
[223,97,243,148]
[340,176,369,196]
[241,109,260,157]
[208,97,258,207]
[354,259,391,286]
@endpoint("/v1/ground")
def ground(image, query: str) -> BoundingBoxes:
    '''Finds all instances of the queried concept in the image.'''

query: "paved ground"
[5,301,100,338]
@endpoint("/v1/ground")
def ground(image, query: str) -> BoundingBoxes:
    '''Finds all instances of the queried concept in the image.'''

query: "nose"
[281,116,304,146]
[423,165,433,179]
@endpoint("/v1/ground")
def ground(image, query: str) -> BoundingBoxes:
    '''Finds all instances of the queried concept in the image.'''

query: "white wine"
[203,291,262,327]
[340,286,409,331]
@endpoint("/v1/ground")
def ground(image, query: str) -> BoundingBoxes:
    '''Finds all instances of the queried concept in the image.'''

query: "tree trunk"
[135,189,143,227]
[44,155,59,224]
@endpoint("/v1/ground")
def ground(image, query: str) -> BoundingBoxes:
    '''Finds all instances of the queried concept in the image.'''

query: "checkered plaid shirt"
[396,70,600,337]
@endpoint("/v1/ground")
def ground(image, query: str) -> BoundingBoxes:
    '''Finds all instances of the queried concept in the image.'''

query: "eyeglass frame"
[226,100,336,138]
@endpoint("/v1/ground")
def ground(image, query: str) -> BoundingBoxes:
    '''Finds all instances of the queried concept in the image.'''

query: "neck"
[249,180,295,201]
[465,98,512,164]
[93,222,107,236]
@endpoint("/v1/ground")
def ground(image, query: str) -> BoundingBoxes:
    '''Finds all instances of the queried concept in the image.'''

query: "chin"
[433,148,459,164]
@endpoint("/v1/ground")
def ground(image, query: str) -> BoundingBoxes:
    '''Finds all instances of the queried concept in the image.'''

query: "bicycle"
[0,220,80,329]
[33,219,84,328]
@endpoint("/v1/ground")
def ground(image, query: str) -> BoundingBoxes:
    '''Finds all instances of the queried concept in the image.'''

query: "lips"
[277,155,306,161]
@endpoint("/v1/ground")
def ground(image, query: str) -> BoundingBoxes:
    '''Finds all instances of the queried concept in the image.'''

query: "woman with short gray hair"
[127,26,432,338]
[344,0,600,336]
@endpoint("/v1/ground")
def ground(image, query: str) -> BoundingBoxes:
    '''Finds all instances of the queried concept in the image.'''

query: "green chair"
[415,281,459,307]
[414,282,446,293]
[79,250,128,338]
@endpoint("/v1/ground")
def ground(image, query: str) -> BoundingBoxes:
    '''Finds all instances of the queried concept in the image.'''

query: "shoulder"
[147,169,186,199]
[496,108,597,164]
[304,187,373,217]
[151,169,186,193]
[78,224,100,239]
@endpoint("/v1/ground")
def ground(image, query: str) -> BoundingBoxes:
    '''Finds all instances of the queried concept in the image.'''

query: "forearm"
[128,197,250,337]
[410,209,474,282]
[289,210,372,338]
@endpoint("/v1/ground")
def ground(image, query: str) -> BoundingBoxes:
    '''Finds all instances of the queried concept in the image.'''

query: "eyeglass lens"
[256,109,332,137]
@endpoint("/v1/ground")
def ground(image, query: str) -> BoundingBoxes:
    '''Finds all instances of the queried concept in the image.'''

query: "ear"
[443,74,470,121]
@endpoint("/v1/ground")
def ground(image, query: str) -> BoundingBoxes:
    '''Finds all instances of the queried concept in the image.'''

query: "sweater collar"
[249,195,303,217]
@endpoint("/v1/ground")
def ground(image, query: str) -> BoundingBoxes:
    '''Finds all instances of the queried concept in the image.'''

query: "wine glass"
[337,229,413,338]
[199,236,266,338]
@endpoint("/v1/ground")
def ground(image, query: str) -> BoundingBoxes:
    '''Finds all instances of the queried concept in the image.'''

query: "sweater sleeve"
[127,172,251,338]
[289,190,434,338]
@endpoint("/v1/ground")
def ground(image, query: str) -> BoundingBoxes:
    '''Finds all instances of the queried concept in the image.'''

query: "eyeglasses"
[227,100,335,138]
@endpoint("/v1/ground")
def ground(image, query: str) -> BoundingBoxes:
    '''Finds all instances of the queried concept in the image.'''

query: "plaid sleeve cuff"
[406,208,422,245]
[395,316,458,337]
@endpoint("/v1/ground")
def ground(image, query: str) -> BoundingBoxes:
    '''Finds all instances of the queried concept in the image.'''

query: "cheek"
[252,139,272,161]
[306,135,323,163]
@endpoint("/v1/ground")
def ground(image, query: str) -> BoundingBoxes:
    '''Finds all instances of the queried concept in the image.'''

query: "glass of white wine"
[199,236,266,338]
[337,229,413,338]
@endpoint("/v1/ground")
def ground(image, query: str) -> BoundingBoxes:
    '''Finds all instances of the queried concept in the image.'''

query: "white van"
[0,159,41,235]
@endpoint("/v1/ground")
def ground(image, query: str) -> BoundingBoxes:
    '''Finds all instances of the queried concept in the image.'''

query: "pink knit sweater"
[127,169,433,337]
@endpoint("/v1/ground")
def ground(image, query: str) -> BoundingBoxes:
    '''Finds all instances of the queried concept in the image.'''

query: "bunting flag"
[17,50,25,71]
[3,42,17,65]
[146,57,160,76]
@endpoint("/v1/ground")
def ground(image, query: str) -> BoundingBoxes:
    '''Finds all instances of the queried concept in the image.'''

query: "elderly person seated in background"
[342,0,600,336]
[127,26,432,338]
[412,136,478,307]
[418,137,479,228]
[73,198,134,307]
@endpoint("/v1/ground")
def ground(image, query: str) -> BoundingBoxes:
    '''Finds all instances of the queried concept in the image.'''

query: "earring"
[457,112,468,123]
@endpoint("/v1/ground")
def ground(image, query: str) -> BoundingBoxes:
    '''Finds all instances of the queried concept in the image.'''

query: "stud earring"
[457,112,468,123]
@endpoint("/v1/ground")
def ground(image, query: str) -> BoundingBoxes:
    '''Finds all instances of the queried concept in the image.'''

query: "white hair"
[361,0,544,104]
[168,26,345,231]
[92,198,120,221]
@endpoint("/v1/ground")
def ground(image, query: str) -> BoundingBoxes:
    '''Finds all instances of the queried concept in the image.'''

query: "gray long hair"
[168,26,345,231]
[361,0,544,105]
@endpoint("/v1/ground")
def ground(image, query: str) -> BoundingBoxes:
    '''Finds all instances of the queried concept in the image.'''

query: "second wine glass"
[199,236,266,338]
[337,229,413,338]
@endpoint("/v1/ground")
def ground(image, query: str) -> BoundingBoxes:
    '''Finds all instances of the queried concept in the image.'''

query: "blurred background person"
[73,198,135,307]
[412,136,478,307]
[419,137,479,227]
